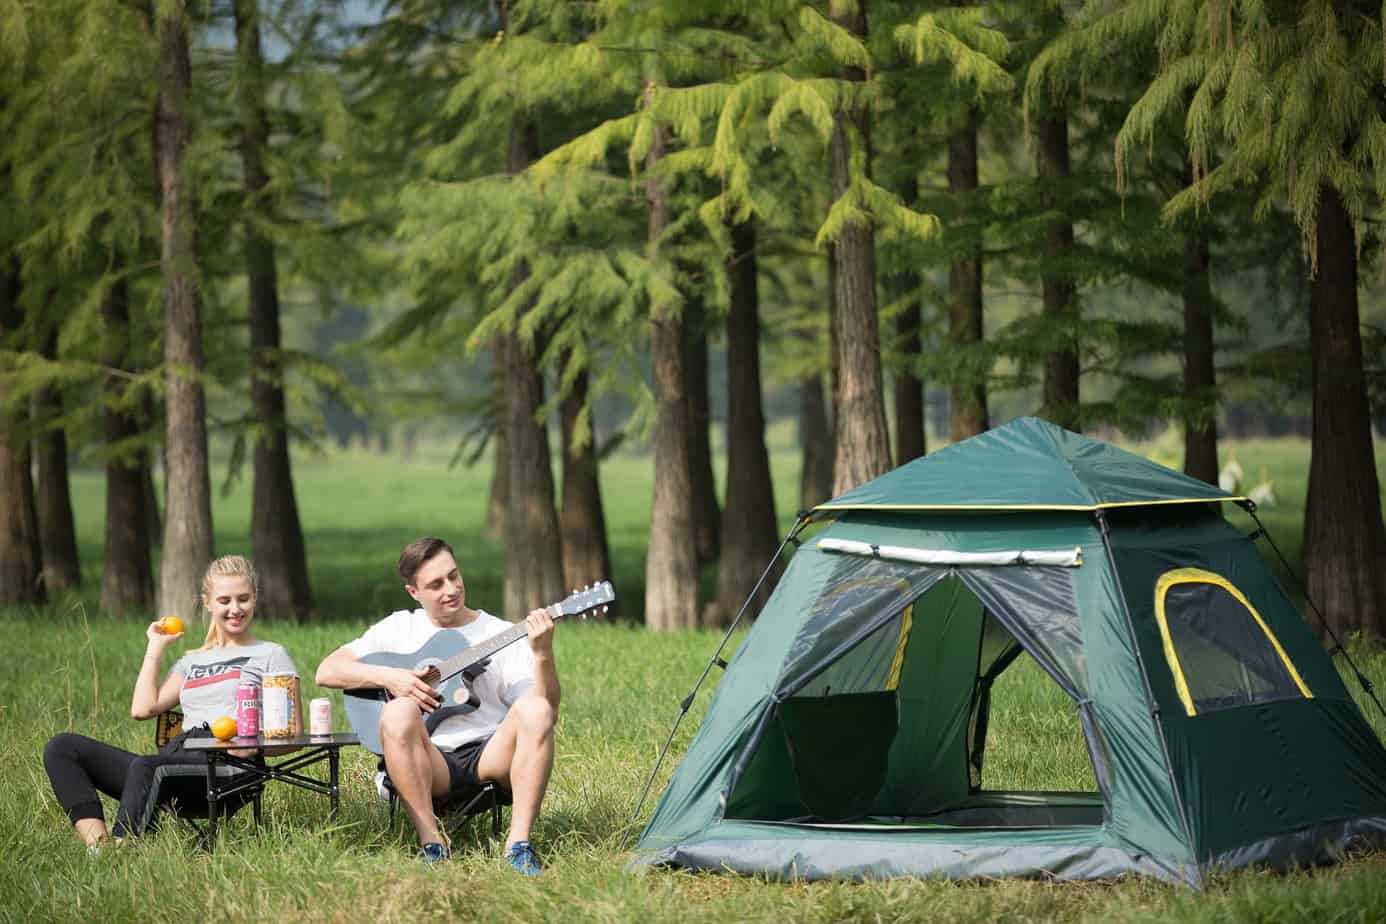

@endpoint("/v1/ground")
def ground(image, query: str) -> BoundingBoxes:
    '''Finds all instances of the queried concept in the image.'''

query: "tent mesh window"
[1155,568,1312,716]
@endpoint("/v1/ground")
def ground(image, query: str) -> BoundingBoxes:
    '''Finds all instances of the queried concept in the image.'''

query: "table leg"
[329,747,340,822]
[205,754,219,851]
[254,756,264,828]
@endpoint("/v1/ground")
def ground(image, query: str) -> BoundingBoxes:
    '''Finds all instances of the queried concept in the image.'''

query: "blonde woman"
[43,556,298,848]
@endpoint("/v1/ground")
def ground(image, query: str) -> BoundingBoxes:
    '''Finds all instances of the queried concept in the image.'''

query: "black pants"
[43,730,211,838]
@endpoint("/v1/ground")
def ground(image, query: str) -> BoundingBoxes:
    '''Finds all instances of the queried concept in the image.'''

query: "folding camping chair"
[379,766,504,842]
[147,710,264,846]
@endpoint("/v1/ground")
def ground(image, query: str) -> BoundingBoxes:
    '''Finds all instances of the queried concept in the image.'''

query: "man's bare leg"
[379,698,453,846]
[475,693,556,849]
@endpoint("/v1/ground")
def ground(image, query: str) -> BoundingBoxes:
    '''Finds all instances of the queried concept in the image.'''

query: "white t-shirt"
[345,608,535,750]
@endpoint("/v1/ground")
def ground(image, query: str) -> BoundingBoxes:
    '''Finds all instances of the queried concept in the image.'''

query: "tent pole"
[1094,509,1203,888]
[1241,502,1386,720]
[625,511,814,841]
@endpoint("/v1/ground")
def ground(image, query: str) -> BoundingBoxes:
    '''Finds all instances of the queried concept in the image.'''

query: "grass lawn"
[2,434,1385,923]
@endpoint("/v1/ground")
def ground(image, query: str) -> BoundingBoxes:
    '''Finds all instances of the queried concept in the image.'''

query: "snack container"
[262,673,295,738]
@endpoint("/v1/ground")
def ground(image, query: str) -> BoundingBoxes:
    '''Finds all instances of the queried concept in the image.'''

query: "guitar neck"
[433,605,556,682]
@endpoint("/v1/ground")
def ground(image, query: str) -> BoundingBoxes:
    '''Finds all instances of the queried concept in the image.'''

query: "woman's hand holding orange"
[145,617,184,651]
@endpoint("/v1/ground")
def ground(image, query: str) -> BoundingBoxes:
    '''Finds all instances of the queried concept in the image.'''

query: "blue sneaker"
[503,840,542,875]
[418,842,450,865]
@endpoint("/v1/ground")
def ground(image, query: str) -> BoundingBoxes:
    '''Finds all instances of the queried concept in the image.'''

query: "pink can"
[235,681,261,738]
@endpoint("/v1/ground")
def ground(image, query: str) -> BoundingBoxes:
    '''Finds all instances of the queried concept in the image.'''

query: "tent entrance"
[724,565,1105,830]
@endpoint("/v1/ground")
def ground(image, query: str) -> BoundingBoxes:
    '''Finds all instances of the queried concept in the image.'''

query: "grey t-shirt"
[170,641,298,729]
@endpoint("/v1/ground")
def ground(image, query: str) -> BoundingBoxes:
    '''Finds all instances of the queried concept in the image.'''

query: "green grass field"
[2,435,1385,923]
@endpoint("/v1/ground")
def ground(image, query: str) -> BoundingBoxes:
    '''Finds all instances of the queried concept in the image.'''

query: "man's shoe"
[418,842,450,865]
[503,840,542,876]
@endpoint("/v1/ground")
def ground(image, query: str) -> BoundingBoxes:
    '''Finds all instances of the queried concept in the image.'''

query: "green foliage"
[1089,1,1386,266]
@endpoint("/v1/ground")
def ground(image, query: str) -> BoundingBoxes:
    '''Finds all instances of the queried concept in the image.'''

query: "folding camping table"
[182,733,358,849]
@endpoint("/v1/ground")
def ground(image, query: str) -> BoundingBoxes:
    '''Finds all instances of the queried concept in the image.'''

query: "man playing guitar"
[315,537,557,873]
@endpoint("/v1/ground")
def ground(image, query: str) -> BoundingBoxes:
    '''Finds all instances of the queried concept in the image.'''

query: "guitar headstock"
[556,581,614,620]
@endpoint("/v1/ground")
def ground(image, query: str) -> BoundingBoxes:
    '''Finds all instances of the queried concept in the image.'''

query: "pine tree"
[889,4,1013,442]
[0,261,44,607]
[155,0,215,622]
[705,216,782,627]
[101,275,156,615]
[33,319,81,591]
[1058,0,1386,640]
[233,0,316,620]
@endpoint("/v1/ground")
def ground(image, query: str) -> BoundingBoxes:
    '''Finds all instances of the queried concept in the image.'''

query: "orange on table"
[210,716,237,740]
[159,615,185,635]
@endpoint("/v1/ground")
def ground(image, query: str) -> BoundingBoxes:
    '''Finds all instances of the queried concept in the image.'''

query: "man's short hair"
[398,537,455,585]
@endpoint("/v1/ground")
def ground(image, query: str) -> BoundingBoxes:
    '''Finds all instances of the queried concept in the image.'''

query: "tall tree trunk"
[559,362,613,597]
[485,358,508,540]
[101,276,155,615]
[707,218,781,627]
[829,6,891,494]
[1303,184,1386,642]
[156,3,214,622]
[1181,208,1218,484]
[235,0,314,620]
[893,176,926,466]
[0,260,45,606]
[799,374,834,509]
[949,109,988,442]
[34,320,82,591]
[1037,111,1080,431]
[684,290,720,566]
[802,251,836,509]
[644,115,699,630]
[501,122,565,618]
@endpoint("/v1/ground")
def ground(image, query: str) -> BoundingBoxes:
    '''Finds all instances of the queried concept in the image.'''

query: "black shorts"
[379,735,513,807]
[438,736,512,807]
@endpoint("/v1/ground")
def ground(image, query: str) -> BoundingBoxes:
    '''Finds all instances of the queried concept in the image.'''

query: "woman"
[43,555,298,848]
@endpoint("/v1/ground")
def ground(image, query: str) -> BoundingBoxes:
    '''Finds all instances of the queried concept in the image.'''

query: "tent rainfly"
[631,417,1386,886]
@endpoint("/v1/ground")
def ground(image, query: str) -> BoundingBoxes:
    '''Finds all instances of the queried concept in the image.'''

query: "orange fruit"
[210,716,238,740]
[159,615,185,635]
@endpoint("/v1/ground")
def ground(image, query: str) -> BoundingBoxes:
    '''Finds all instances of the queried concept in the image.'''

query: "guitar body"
[342,582,614,756]
[343,630,489,755]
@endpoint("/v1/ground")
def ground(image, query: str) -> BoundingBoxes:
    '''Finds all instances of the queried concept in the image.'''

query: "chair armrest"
[155,710,185,749]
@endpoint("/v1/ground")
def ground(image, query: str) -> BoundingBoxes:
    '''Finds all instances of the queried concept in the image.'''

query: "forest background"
[1,0,1385,645]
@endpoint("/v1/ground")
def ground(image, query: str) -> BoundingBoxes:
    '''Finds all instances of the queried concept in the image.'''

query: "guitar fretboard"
[430,605,557,681]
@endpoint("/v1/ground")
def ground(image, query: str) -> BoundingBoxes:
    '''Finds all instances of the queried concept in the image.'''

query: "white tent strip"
[817,538,1083,568]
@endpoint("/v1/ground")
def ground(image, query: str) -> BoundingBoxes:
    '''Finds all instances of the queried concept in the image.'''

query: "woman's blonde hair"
[198,555,259,649]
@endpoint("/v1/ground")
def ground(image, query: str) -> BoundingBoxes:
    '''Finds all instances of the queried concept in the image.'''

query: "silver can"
[309,697,332,736]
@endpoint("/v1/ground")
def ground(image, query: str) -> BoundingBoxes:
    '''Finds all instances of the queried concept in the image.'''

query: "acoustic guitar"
[343,582,613,754]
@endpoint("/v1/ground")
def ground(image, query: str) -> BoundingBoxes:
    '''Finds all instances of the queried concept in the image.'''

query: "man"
[316,537,558,873]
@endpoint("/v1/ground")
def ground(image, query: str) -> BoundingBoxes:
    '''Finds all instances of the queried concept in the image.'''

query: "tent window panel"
[1156,570,1312,717]
[808,612,907,697]
[779,556,944,696]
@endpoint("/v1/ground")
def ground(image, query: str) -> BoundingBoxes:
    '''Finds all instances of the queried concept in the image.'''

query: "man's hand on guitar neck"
[524,607,557,659]
[379,665,442,712]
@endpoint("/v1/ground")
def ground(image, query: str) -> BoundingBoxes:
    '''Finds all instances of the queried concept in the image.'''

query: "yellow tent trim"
[886,604,914,691]
[1153,567,1312,717]
[815,497,1246,513]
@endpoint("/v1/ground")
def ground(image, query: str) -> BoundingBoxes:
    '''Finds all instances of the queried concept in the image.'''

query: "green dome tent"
[632,417,1386,886]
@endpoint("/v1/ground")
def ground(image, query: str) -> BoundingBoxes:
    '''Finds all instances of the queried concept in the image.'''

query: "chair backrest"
[155,710,185,749]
